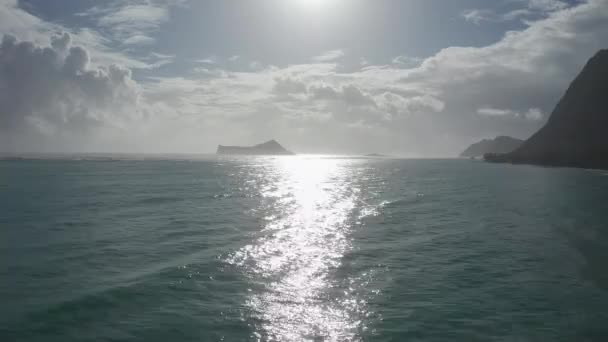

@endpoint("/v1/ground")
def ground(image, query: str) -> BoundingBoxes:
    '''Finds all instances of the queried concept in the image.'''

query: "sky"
[0,0,607,156]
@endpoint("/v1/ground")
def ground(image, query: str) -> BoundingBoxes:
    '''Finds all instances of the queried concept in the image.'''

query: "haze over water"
[2,156,608,341]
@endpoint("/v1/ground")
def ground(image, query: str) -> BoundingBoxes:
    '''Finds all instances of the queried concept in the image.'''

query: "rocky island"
[460,136,523,158]
[216,139,294,155]
[485,49,608,169]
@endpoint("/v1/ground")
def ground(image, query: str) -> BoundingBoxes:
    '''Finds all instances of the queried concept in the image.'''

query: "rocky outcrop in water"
[216,140,294,155]
[485,50,608,169]
[460,136,523,158]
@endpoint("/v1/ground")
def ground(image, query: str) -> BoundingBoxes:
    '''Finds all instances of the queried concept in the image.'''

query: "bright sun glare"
[295,0,328,10]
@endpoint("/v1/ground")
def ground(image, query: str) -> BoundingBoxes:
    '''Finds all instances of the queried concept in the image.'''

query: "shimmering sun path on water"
[227,157,371,341]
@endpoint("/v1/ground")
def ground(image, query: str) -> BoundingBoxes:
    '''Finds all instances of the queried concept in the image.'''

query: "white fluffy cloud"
[0,0,173,69]
[462,0,572,24]
[77,0,187,46]
[477,107,544,120]
[312,50,345,63]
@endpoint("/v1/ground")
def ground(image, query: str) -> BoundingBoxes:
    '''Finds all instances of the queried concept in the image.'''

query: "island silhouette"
[216,140,294,155]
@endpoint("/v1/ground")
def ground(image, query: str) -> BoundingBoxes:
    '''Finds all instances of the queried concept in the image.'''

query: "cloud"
[273,77,307,95]
[391,55,423,68]
[77,0,187,46]
[312,49,345,62]
[0,0,171,70]
[308,84,376,108]
[462,0,573,24]
[477,107,543,120]
[526,0,569,11]
[376,93,445,119]
[462,9,497,25]
[122,35,156,46]
[477,108,519,117]
[195,57,216,64]
[525,108,544,120]
[0,33,139,151]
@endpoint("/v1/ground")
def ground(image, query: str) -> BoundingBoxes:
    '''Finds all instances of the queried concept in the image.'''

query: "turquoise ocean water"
[1,156,608,341]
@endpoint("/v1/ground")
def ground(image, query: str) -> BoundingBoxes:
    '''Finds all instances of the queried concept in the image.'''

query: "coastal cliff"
[485,50,608,169]
[460,136,523,158]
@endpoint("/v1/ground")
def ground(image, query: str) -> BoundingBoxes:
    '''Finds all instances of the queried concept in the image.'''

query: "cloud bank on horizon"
[1,0,607,155]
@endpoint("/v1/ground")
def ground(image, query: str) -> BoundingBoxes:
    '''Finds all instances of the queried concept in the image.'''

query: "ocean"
[1,156,608,341]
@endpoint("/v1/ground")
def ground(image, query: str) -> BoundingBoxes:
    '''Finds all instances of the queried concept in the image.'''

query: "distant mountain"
[485,50,608,169]
[364,153,387,157]
[460,136,523,158]
[216,140,294,155]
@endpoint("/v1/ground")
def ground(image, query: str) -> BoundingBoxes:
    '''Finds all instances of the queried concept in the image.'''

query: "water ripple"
[226,158,367,341]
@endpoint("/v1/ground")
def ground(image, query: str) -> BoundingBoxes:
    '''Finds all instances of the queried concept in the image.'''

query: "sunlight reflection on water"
[227,157,367,341]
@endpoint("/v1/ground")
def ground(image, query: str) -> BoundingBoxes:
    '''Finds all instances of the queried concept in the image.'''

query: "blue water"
[1,156,608,341]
